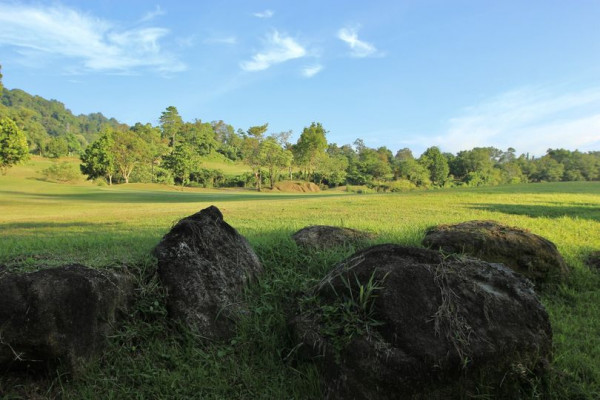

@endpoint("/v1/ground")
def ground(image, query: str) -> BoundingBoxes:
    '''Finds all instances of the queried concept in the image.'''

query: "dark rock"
[0,264,134,374]
[586,251,600,273]
[422,220,569,284]
[290,244,552,399]
[292,225,375,250]
[153,205,263,340]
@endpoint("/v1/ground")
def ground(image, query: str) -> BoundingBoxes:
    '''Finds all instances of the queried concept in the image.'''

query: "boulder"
[0,264,134,374]
[292,225,375,250]
[290,244,552,399]
[153,205,263,340]
[586,251,600,273]
[422,220,569,284]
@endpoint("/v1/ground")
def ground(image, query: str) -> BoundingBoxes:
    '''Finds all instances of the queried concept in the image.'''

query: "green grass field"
[1,158,599,399]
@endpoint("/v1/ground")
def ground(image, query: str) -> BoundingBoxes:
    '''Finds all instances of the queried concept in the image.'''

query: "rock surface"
[422,220,569,284]
[292,225,375,250]
[586,251,600,273]
[290,244,552,399]
[153,205,263,340]
[0,264,133,374]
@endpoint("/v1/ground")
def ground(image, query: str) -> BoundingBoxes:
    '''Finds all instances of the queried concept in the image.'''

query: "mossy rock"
[292,225,375,250]
[290,244,552,399]
[423,220,569,285]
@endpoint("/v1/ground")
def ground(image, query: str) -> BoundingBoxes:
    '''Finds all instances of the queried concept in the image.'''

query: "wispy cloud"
[240,31,306,72]
[337,26,378,58]
[431,87,600,156]
[139,5,165,23]
[253,10,274,19]
[302,64,323,78]
[203,36,237,45]
[0,3,186,74]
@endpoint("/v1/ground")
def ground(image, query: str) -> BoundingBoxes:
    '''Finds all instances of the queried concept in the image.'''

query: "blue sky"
[0,0,599,156]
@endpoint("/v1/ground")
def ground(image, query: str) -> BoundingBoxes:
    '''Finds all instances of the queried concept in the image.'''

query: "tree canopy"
[0,117,29,174]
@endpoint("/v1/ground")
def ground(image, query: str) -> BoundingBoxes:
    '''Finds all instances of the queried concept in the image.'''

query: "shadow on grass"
[1,221,113,230]
[469,203,600,221]
[0,190,346,204]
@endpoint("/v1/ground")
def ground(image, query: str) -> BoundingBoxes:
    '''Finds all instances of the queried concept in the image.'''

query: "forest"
[1,66,599,190]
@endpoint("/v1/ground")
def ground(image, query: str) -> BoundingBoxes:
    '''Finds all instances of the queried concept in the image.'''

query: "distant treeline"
[1,67,598,190]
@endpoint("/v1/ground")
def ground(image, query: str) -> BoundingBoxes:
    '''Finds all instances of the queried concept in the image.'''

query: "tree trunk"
[258,170,262,192]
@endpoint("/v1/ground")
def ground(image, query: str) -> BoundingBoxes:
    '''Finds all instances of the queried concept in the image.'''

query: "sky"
[0,0,599,157]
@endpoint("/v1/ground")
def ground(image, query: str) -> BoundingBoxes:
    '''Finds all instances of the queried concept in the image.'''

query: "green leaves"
[0,117,29,174]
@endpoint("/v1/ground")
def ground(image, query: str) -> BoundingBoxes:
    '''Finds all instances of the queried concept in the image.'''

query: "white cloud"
[302,64,323,78]
[139,5,165,23]
[431,87,600,156]
[253,10,274,19]
[0,3,186,74]
[240,31,306,72]
[337,27,378,58]
[204,36,237,45]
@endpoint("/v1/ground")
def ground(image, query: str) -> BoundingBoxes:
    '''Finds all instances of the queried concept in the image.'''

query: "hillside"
[0,87,125,155]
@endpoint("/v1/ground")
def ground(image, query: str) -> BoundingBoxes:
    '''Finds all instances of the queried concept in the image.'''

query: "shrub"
[42,162,82,183]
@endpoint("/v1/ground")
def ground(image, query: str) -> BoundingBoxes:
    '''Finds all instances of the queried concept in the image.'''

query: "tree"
[242,124,269,191]
[131,123,168,183]
[418,146,449,187]
[181,119,218,155]
[159,106,183,147]
[394,150,431,187]
[45,137,69,158]
[294,122,328,180]
[163,143,198,185]
[260,136,293,189]
[0,117,29,174]
[111,129,147,183]
[314,153,349,186]
[80,131,116,184]
[213,120,243,160]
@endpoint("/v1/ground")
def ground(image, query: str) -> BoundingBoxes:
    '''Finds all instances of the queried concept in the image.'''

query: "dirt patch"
[272,181,320,192]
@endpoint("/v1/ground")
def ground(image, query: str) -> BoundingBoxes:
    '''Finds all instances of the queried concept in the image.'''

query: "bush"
[42,162,82,183]
[346,185,376,194]
[387,179,417,192]
[189,168,225,188]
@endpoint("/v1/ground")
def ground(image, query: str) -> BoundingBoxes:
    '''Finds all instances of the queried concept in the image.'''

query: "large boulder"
[422,220,569,284]
[153,205,263,340]
[290,244,552,399]
[292,225,375,250]
[0,264,134,374]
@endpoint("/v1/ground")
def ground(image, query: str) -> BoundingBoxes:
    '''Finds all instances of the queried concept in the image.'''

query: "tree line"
[1,66,599,188]
[78,105,600,190]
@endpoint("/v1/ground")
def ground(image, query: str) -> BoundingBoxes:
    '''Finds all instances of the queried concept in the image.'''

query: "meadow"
[1,158,599,399]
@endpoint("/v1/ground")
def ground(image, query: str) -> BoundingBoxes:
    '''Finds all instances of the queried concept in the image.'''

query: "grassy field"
[1,159,599,399]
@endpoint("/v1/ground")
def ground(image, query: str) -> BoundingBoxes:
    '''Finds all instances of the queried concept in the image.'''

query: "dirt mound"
[423,220,569,285]
[272,181,320,192]
[290,244,552,399]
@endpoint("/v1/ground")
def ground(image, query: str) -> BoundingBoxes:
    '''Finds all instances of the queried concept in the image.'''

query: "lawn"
[1,159,599,399]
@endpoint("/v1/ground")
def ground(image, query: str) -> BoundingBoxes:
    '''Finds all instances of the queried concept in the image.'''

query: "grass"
[1,158,600,398]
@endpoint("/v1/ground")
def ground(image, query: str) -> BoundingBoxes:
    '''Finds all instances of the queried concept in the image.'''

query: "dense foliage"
[0,66,598,188]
